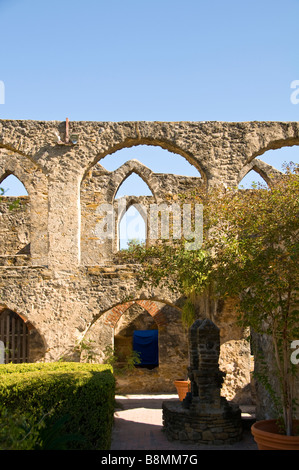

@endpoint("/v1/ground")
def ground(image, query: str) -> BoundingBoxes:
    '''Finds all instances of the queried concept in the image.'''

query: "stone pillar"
[48,175,81,270]
[188,318,225,410]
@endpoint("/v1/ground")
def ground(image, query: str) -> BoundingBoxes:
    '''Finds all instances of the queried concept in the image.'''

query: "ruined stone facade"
[0,119,298,411]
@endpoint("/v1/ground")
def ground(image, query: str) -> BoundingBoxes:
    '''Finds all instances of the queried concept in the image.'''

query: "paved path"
[110,394,258,451]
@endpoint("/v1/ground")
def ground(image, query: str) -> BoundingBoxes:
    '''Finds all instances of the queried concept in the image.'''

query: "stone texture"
[162,318,242,445]
[0,119,298,411]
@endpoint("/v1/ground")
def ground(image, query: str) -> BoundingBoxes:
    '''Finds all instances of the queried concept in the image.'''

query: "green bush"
[0,362,115,450]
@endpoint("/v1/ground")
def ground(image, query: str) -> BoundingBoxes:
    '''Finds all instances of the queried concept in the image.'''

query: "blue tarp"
[133,330,159,365]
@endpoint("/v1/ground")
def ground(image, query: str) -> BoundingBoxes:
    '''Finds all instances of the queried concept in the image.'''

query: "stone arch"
[0,149,48,265]
[0,170,31,258]
[78,297,188,392]
[84,138,207,184]
[85,294,183,334]
[237,159,276,187]
[0,304,46,363]
[246,138,299,166]
[111,160,158,202]
[80,144,204,263]
[117,197,149,224]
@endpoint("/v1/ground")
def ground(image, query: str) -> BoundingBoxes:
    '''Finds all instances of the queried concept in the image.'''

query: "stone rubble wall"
[0,119,298,408]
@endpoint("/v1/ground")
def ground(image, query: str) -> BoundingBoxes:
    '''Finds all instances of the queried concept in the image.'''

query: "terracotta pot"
[251,419,299,450]
[173,380,191,401]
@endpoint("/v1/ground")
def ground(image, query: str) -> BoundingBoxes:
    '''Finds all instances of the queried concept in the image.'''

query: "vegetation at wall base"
[0,362,115,450]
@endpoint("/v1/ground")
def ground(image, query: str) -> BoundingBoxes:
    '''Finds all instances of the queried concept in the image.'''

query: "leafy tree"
[120,163,299,435]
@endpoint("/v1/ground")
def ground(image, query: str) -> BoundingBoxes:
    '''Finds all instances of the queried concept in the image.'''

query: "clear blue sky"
[1,0,299,197]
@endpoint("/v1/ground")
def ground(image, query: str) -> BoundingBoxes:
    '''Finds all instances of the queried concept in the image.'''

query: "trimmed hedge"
[0,362,115,450]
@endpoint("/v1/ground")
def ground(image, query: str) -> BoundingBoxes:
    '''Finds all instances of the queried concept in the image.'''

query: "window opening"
[0,309,29,363]
[133,329,159,369]
[238,169,268,189]
[0,174,28,196]
[115,172,153,199]
[119,205,146,250]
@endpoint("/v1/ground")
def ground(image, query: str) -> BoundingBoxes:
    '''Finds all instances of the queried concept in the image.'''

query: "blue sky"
[0,0,299,217]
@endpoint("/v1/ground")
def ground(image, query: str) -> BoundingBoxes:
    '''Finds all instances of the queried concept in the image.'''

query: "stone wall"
[0,119,298,411]
[0,196,30,257]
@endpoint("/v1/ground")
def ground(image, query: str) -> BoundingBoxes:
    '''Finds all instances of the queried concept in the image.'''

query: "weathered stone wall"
[0,196,30,256]
[0,119,298,410]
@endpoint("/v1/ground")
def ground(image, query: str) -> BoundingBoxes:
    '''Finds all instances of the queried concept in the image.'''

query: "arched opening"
[241,146,299,188]
[78,298,188,392]
[0,173,30,257]
[119,204,146,250]
[254,145,299,171]
[80,143,203,265]
[0,307,45,363]
[114,302,159,370]
[0,174,28,196]
[115,171,153,198]
[238,169,269,189]
[116,172,153,250]
[99,144,201,177]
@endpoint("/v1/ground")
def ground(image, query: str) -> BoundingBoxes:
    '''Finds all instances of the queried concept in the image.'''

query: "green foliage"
[0,406,41,450]
[121,163,299,434]
[74,338,99,362]
[103,345,141,374]
[181,298,196,328]
[0,187,20,210]
[0,362,115,450]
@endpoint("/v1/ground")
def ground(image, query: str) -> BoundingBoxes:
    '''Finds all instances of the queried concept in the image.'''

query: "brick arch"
[104,300,167,328]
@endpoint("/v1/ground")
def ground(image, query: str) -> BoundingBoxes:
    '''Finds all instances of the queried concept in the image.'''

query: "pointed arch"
[0,172,28,196]
[238,166,270,189]
[0,149,49,265]
[111,159,158,202]
[102,300,168,329]
[237,158,283,188]
[115,170,154,199]
[81,297,182,337]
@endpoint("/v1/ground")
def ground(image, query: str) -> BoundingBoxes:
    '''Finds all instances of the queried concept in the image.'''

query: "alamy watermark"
[291,340,299,365]
[94,199,203,250]
[290,80,299,104]
[0,81,4,104]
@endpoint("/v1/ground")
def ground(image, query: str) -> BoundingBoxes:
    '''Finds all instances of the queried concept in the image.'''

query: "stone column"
[162,318,242,445]
[48,174,81,270]
[188,318,225,411]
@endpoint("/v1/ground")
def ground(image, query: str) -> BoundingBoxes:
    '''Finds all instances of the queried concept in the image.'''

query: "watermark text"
[0,81,4,104]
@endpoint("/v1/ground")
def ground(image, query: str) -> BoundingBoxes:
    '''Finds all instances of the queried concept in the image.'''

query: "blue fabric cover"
[133,330,158,365]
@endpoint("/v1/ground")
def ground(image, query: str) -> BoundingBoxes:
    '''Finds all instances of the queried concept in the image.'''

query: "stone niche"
[162,318,242,445]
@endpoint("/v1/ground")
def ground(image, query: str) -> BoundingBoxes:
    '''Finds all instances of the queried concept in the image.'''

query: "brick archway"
[104,300,167,328]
